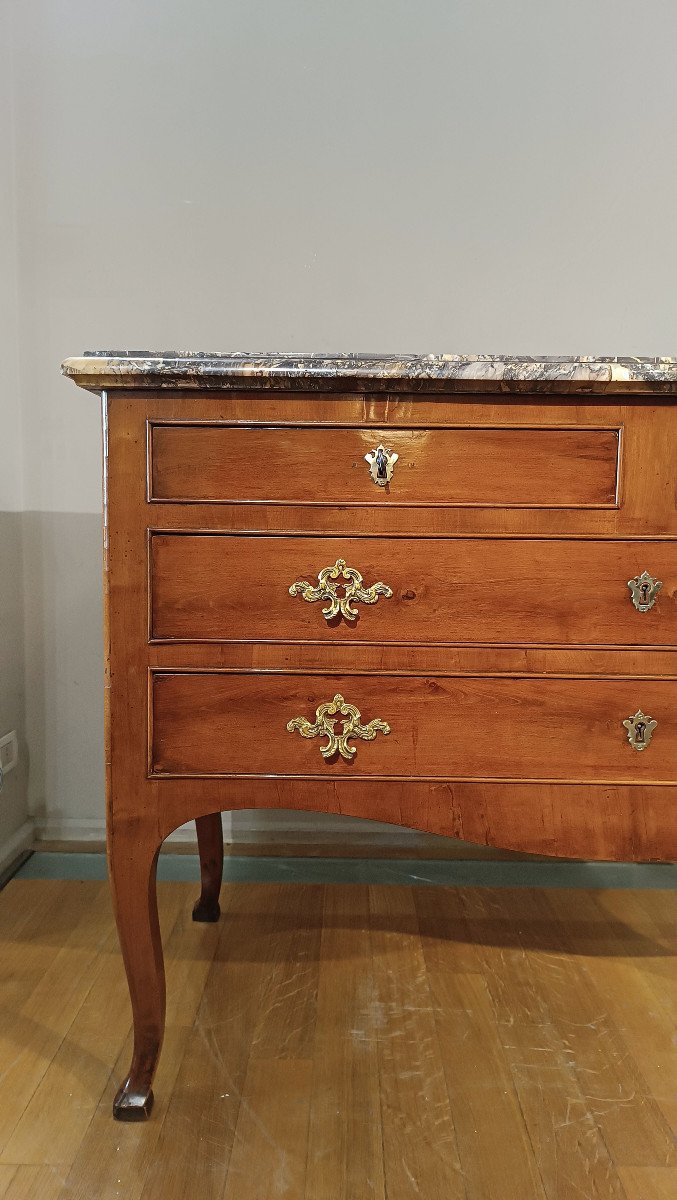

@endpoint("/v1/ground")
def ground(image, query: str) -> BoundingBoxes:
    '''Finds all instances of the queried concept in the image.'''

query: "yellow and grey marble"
[61,352,677,393]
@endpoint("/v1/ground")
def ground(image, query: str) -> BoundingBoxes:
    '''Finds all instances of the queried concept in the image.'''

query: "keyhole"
[376,449,388,479]
[640,583,649,603]
[635,721,646,743]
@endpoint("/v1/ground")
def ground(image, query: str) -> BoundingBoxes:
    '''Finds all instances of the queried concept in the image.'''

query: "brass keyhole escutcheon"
[623,709,657,751]
[628,571,662,612]
[364,444,398,487]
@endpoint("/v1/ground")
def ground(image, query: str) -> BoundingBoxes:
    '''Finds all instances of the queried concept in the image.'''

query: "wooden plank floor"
[0,878,674,1200]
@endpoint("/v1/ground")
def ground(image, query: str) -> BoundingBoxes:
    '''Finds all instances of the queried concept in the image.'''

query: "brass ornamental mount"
[286,693,390,761]
[623,709,657,752]
[365,444,398,486]
[289,558,393,621]
[628,571,662,612]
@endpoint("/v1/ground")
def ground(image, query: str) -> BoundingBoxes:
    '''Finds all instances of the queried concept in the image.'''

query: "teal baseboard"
[11,852,677,889]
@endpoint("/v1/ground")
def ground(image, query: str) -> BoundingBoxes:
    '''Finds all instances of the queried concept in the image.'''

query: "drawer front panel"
[151,672,675,782]
[150,535,677,645]
[149,423,620,507]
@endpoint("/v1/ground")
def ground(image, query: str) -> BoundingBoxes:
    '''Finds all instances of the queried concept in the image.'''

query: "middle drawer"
[150,534,677,646]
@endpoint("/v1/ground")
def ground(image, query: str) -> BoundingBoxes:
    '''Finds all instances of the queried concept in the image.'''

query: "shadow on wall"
[0,510,29,857]
[22,511,105,837]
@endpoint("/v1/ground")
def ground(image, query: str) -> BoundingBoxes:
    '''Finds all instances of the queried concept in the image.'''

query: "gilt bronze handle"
[286,693,390,760]
[289,558,393,621]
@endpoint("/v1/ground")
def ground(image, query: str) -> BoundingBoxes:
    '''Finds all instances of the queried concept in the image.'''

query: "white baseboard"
[33,812,434,848]
[33,817,108,844]
[0,819,35,875]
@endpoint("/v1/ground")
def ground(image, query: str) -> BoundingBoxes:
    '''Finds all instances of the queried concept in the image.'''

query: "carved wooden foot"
[113,1080,154,1121]
[192,812,224,923]
[192,897,221,923]
[108,823,165,1121]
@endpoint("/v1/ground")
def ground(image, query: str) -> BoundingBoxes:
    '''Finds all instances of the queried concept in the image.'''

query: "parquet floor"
[0,877,674,1199]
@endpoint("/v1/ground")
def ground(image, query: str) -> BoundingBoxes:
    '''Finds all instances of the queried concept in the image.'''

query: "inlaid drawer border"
[146,419,623,509]
[146,530,677,650]
[147,666,677,786]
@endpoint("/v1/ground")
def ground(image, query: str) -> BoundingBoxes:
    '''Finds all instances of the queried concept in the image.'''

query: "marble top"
[61,352,677,393]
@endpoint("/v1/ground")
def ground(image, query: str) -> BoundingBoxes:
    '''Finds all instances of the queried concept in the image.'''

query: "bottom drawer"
[150,672,675,783]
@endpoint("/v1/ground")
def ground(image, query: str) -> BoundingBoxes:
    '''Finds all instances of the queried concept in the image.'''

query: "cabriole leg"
[108,823,165,1121]
[192,811,224,923]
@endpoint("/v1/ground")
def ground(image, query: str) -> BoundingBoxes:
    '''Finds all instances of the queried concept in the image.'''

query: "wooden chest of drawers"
[63,351,677,1120]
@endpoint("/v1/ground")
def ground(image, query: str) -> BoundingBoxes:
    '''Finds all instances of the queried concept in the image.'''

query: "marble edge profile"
[61,353,677,387]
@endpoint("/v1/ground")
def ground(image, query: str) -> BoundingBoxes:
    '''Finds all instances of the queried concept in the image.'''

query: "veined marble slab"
[62,352,677,393]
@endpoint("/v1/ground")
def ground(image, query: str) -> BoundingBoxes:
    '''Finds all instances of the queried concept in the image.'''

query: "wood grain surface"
[151,671,677,783]
[0,877,674,1199]
[150,533,677,645]
[150,421,620,507]
[133,392,677,536]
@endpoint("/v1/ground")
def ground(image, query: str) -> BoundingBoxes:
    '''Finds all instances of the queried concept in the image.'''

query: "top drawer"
[149,422,620,508]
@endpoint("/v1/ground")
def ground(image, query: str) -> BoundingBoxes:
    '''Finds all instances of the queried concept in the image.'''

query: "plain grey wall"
[0,2,29,866]
[6,1,677,841]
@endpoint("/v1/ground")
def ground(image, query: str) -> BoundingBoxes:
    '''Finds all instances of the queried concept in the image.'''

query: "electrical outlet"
[0,731,18,775]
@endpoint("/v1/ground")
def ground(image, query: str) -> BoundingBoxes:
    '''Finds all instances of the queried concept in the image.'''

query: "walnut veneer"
[63,352,677,1120]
